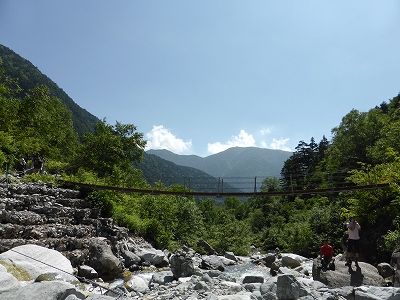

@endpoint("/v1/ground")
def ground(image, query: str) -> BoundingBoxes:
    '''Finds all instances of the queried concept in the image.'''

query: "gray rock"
[125,275,149,293]
[355,285,400,299]
[78,265,98,279]
[262,253,277,268]
[260,277,278,295]
[377,262,394,278]
[0,244,75,282]
[201,255,225,271]
[198,239,216,255]
[170,251,195,278]
[314,259,386,288]
[0,272,20,293]
[87,238,122,280]
[276,274,300,300]
[278,266,306,278]
[120,249,141,267]
[243,275,264,284]
[136,247,166,265]
[85,295,117,300]
[0,281,85,300]
[281,255,302,268]
[225,251,238,262]
[150,270,174,285]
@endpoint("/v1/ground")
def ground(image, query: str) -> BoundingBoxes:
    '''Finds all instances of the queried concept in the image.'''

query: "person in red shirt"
[320,238,334,270]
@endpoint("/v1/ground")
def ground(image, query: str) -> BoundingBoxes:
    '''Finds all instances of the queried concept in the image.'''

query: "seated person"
[320,238,334,269]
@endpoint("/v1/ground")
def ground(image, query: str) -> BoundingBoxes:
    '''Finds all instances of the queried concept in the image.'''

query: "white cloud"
[269,138,291,151]
[145,125,192,153]
[207,130,256,154]
[260,127,272,135]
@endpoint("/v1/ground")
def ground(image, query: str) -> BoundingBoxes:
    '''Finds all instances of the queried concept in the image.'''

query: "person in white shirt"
[345,216,361,266]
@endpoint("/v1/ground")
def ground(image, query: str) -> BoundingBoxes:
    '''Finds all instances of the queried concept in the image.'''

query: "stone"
[120,249,141,267]
[276,274,301,300]
[242,275,264,284]
[262,253,277,268]
[377,262,394,278]
[170,251,195,278]
[281,255,302,268]
[87,238,122,280]
[0,272,20,293]
[136,247,166,265]
[225,251,238,262]
[78,265,98,279]
[198,239,216,255]
[201,255,225,271]
[313,259,386,288]
[125,275,149,293]
[355,285,400,299]
[150,270,174,285]
[0,281,85,300]
[0,244,75,282]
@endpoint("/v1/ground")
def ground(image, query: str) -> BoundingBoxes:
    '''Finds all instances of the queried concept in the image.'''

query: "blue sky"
[1,1,400,157]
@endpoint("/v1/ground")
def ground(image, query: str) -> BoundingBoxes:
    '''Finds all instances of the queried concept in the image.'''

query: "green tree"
[281,137,328,191]
[14,85,79,160]
[325,108,387,172]
[260,177,280,192]
[74,120,146,177]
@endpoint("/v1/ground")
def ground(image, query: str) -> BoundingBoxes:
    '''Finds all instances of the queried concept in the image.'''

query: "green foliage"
[325,108,387,171]
[22,173,59,185]
[281,137,330,191]
[73,120,146,178]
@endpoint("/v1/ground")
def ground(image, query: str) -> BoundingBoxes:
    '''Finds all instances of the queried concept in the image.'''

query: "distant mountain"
[136,153,239,195]
[147,147,292,191]
[0,44,99,137]
[147,147,292,177]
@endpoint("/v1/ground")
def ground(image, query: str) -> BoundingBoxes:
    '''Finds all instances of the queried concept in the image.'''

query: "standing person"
[33,156,43,174]
[16,158,27,176]
[320,238,334,270]
[345,216,361,266]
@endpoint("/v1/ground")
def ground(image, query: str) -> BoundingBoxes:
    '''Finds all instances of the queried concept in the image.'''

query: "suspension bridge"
[59,173,391,198]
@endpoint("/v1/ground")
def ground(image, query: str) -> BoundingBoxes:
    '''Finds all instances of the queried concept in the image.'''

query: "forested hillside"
[0,44,99,137]
[1,44,399,263]
[136,152,239,194]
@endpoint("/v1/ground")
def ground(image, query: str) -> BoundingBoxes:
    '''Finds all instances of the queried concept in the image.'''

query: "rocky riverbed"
[0,181,400,299]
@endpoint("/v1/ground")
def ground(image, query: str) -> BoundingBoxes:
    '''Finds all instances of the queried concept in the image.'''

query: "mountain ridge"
[147,146,292,179]
[0,44,99,137]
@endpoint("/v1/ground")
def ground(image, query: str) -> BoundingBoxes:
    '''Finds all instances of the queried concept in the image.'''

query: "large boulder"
[87,238,122,280]
[391,245,400,287]
[120,249,141,267]
[0,281,85,300]
[0,244,75,282]
[125,275,149,293]
[276,274,301,300]
[281,253,306,268]
[0,272,20,293]
[170,250,195,278]
[312,258,386,288]
[135,247,166,266]
[377,262,394,279]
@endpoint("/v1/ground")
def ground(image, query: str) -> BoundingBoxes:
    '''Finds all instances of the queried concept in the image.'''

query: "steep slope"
[0,44,99,137]
[136,153,239,193]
